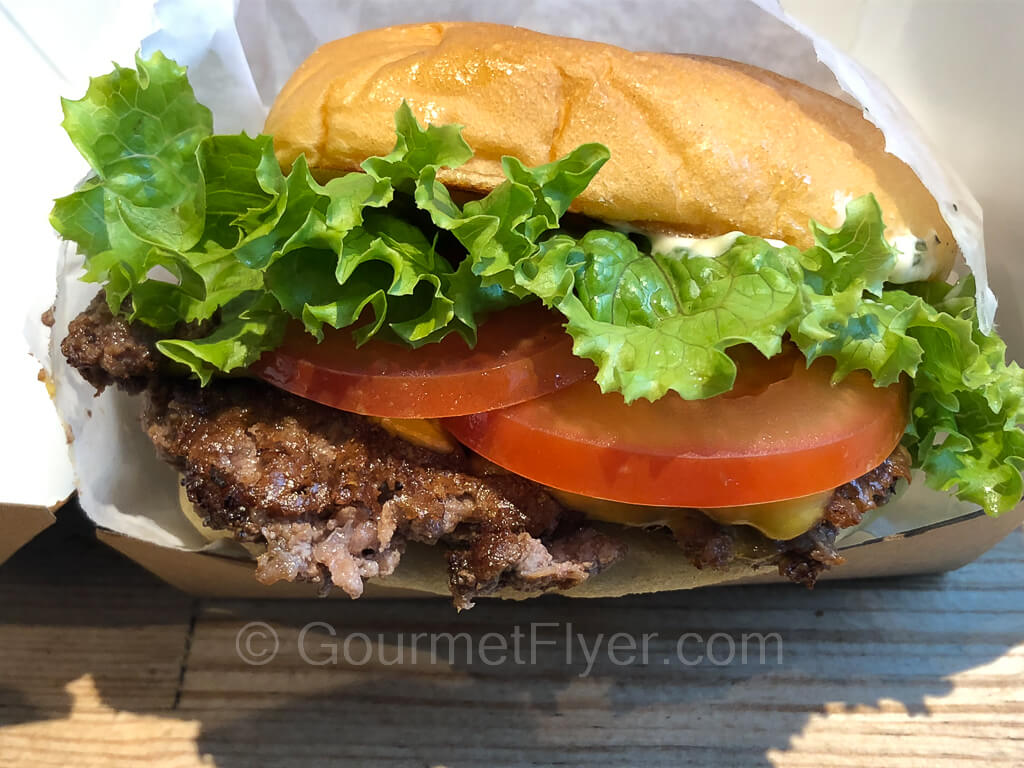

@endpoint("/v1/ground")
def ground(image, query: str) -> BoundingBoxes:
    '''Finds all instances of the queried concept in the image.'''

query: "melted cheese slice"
[700,493,831,540]
[549,489,829,541]
[370,417,457,453]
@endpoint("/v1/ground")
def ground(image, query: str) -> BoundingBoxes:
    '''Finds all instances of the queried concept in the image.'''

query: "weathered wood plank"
[0,509,1021,767]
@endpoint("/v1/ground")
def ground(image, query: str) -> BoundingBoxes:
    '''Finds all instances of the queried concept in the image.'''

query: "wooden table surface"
[1,505,1022,767]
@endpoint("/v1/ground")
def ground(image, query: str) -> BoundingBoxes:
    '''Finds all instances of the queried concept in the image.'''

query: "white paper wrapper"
[753,0,995,331]
[45,0,987,553]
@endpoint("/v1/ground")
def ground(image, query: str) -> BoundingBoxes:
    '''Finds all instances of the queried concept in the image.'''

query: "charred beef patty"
[145,376,625,608]
[61,292,911,603]
[61,293,164,394]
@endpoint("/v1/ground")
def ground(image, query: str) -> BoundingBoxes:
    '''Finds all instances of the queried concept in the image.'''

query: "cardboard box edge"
[0,502,58,566]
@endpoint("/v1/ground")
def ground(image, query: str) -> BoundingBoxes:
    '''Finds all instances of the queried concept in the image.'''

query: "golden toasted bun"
[266,22,955,278]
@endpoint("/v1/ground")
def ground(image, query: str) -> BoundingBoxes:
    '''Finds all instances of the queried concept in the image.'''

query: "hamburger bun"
[175,476,767,598]
[266,22,955,279]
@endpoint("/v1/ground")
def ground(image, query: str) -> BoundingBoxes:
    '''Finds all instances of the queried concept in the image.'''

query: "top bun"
[266,22,955,278]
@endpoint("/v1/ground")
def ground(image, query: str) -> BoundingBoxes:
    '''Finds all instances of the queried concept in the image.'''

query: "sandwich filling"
[63,293,910,607]
[49,51,1024,606]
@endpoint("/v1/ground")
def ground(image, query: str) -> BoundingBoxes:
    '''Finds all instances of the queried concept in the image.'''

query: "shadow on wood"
[1,501,1022,766]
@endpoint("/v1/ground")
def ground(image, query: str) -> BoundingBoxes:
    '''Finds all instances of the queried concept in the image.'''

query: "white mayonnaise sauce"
[650,231,790,256]
[611,223,787,257]
[887,231,940,283]
[649,231,742,258]
[612,212,937,282]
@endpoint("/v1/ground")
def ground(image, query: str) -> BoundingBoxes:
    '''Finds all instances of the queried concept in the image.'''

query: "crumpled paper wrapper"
[46,0,986,578]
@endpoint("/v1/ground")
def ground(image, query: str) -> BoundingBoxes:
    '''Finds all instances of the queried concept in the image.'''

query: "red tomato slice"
[444,347,908,507]
[253,303,595,418]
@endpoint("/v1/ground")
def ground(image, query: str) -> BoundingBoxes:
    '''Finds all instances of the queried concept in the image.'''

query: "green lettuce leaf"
[801,194,897,295]
[516,230,805,401]
[791,289,949,386]
[51,182,109,258]
[361,101,473,191]
[417,144,609,294]
[156,293,287,386]
[59,51,212,253]
[897,279,1024,514]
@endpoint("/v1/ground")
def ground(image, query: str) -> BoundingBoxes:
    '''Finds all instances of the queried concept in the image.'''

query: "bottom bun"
[178,481,767,599]
[377,528,761,599]
[177,484,265,558]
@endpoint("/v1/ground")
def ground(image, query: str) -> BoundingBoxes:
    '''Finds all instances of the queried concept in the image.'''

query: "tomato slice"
[444,347,908,507]
[253,303,595,418]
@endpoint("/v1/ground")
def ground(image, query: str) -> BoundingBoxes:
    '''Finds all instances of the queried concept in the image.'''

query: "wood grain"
[1,507,1022,767]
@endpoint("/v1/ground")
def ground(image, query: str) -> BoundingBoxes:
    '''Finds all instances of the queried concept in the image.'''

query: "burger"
[50,23,1023,608]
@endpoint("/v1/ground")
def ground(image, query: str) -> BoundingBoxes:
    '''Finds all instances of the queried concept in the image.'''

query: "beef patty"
[60,292,911,606]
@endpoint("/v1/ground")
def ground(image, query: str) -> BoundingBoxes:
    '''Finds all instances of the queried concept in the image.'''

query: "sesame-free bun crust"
[266,22,955,277]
